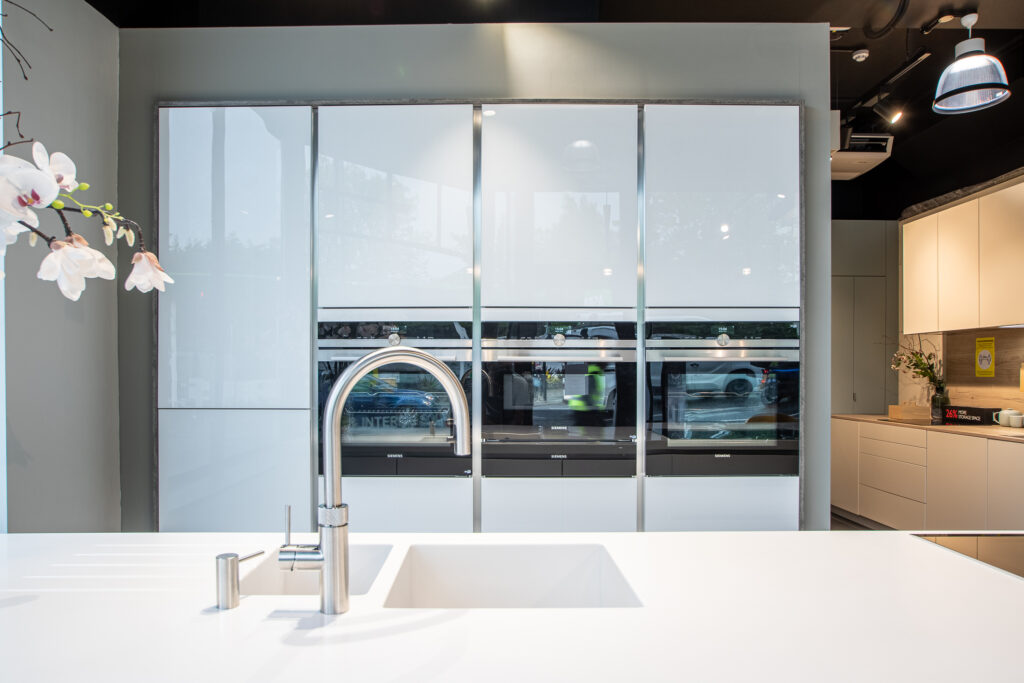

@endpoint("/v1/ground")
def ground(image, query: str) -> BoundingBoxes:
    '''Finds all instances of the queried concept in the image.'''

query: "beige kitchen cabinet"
[926,432,987,530]
[901,214,938,334]
[830,418,858,514]
[856,421,926,529]
[988,439,1024,530]
[936,200,979,331]
[980,182,1024,327]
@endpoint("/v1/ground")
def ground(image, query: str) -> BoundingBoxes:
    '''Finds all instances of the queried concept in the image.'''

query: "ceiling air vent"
[831,133,894,181]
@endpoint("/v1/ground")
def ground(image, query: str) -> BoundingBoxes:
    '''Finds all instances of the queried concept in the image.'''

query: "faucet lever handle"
[284,504,292,547]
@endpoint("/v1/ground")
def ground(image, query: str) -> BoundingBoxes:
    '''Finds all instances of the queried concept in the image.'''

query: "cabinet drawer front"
[858,437,927,466]
[858,422,927,448]
[859,485,926,530]
[859,453,926,502]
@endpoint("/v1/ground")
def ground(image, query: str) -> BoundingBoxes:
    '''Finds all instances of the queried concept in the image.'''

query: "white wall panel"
[645,476,799,530]
[158,107,311,409]
[159,409,312,531]
[482,477,637,532]
[645,105,800,308]
[317,105,473,308]
[481,104,638,307]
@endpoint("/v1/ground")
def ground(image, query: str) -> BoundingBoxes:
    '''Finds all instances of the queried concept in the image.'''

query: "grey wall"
[118,22,832,530]
[3,0,120,531]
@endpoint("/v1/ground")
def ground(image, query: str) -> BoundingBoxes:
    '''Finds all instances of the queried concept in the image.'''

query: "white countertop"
[834,413,1024,443]
[2,530,1023,682]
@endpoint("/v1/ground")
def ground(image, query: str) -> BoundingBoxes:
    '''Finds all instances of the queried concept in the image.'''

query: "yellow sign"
[976,337,995,377]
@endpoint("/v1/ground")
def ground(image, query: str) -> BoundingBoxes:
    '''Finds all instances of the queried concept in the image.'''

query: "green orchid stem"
[15,219,54,245]
[60,205,147,251]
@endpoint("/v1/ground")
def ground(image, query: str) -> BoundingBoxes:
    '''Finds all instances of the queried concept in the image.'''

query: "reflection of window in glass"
[225,109,284,248]
[534,192,621,234]
[167,111,214,249]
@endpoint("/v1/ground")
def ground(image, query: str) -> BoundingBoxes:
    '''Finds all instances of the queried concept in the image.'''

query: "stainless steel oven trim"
[309,106,320,531]
[645,339,799,349]
[646,349,799,362]
[635,104,646,532]
[482,349,637,363]
[481,339,637,350]
[318,339,473,349]
[472,105,484,533]
[318,349,472,363]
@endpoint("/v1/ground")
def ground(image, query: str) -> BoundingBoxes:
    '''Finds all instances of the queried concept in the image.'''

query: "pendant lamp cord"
[864,0,910,40]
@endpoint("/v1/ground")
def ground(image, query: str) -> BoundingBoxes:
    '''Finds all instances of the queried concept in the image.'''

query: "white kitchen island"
[1,530,1022,682]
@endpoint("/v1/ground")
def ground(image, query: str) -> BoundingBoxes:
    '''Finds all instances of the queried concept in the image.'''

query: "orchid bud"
[103,203,113,211]
[78,182,90,191]
[82,209,93,218]
[28,233,38,247]
[51,199,65,210]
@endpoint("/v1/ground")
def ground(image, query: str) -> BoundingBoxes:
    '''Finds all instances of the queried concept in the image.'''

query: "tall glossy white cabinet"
[158,107,313,531]
[317,105,474,308]
[644,105,800,309]
[481,104,638,309]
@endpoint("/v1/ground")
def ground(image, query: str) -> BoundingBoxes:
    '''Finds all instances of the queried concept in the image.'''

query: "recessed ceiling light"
[741,267,751,276]
[602,268,613,276]
[720,224,729,233]
[483,110,496,117]
[777,193,786,199]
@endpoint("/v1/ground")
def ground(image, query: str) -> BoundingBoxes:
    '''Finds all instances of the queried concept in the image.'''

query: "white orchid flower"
[68,234,115,280]
[32,141,79,192]
[0,165,59,229]
[37,239,93,301]
[124,250,174,293]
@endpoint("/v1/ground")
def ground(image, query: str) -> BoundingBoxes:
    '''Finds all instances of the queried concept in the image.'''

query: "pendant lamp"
[933,13,1011,114]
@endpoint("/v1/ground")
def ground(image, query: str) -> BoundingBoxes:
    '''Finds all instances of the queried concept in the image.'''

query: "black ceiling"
[78,0,1024,219]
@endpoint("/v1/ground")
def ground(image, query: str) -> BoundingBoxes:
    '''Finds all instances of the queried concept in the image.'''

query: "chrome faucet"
[278,345,471,615]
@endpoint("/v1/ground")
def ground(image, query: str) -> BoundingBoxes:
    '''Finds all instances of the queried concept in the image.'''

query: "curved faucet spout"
[321,345,472,509]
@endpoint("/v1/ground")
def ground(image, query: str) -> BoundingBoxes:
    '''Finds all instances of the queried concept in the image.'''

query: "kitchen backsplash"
[944,327,1024,412]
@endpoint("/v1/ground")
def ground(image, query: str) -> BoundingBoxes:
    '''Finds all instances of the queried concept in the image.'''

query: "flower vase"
[930,389,950,425]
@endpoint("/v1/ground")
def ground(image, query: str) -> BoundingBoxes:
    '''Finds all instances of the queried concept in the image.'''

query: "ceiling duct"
[831,133,894,180]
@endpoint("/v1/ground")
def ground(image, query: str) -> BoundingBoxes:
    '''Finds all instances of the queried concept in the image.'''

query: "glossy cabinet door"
[645,105,800,308]
[644,476,799,531]
[336,477,472,532]
[158,107,312,409]
[481,104,638,308]
[158,409,312,532]
[317,105,473,308]
[481,478,637,532]
[937,200,979,331]
[980,182,1024,327]
[901,214,938,334]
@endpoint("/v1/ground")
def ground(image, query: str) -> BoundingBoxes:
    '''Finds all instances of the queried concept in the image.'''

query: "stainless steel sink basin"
[239,544,392,596]
[384,544,642,608]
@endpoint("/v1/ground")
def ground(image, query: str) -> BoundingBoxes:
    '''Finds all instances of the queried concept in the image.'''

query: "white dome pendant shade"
[933,13,1011,114]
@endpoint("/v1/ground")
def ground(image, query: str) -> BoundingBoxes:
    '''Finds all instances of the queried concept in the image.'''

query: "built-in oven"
[644,321,799,476]
[316,319,472,477]
[478,321,637,477]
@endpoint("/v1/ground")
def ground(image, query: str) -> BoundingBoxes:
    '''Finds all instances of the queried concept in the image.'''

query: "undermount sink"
[239,544,392,596]
[384,544,641,608]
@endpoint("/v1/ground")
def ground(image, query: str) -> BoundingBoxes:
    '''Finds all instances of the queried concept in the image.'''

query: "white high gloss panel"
[158,107,312,409]
[645,307,800,322]
[317,105,473,308]
[481,104,638,307]
[481,477,637,532]
[158,409,312,532]
[481,306,635,322]
[331,476,473,532]
[318,308,472,323]
[645,476,799,530]
[645,105,800,308]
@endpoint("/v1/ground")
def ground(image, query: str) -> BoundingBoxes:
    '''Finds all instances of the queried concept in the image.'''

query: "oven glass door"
[479,352,637,442]
[646,353,799,448]
[317,349,471,475]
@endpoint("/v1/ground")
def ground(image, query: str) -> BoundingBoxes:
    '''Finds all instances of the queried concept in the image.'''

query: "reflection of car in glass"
[344,374,440,428]
[677,362,763,398]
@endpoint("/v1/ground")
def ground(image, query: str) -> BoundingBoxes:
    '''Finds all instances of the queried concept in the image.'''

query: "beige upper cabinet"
[902,214,938,334]
[980,182,1024,327]
[936,200,980,331]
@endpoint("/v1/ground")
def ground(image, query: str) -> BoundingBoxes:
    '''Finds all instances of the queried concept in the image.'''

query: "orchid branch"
[15,219,54,245]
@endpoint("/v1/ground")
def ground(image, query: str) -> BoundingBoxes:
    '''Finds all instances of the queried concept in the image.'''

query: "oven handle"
[495,355,626,363]
[328,353,460,362]
[657,355,796,362]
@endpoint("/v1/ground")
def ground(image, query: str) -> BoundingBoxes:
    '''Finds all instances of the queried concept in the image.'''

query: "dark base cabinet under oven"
[482,442,636,477]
